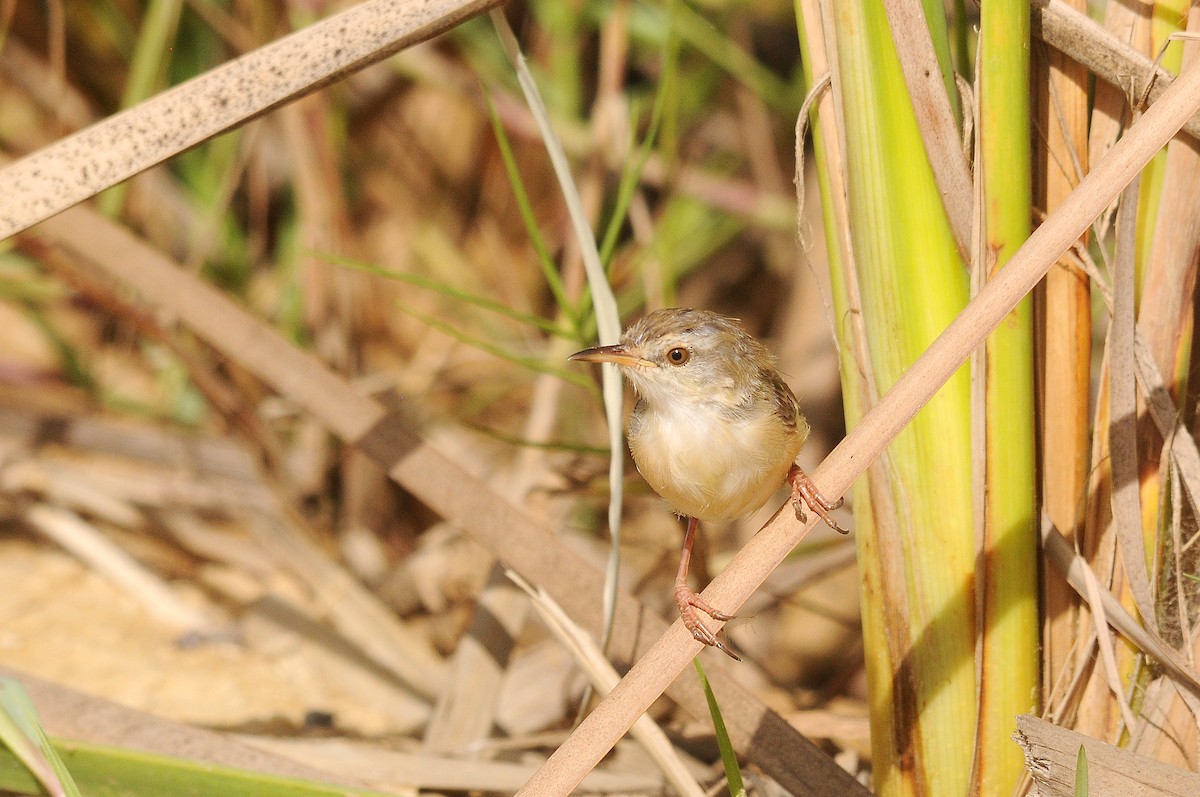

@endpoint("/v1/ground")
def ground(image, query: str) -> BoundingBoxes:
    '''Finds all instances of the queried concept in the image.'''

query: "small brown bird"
[571,308,846,659]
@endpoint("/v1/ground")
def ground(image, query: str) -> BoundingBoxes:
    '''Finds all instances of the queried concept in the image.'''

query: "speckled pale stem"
[0,0,502,240]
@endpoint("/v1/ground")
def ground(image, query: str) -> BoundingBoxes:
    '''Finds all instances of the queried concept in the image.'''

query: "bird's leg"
[674,516,740,661]
[788,464,849,534]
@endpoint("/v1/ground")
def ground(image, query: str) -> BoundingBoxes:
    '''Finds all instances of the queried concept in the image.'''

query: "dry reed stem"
[1073,521,1138,730]
[1073,201,1200,628]
[516,43,1200,797]
[1133,28,1200,720]
[0,0,503,239]
[1074,236,1200,656]
[509,573,705,797]
[1110,169,1159,638]
[1015,713,1200,795]
[1033,0,1200,137]
[1036,0,1094,705]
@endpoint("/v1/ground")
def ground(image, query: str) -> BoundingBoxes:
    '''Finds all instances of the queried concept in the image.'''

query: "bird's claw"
[675,584,741,661]
[788,464,849,534]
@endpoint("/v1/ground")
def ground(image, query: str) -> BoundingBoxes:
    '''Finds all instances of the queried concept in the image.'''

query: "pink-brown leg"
[674,516,740,661]
[788,464,849,534]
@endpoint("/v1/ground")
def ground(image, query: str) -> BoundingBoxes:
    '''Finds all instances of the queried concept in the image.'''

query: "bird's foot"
[674,583,740,661]
[788,464,849,534]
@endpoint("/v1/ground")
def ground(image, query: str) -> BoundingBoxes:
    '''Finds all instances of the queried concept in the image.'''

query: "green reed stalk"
[799,2,975,793]
[976,2,1040,794]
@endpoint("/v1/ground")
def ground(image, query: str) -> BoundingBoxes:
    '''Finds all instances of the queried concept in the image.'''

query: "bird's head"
[569,308,772,409]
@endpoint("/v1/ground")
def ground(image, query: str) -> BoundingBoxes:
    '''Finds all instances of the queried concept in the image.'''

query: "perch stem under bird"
[571,308,847,660]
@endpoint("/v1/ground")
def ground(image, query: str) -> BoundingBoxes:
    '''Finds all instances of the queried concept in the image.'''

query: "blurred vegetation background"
[3,1,1200,796]
[0,1,864,794]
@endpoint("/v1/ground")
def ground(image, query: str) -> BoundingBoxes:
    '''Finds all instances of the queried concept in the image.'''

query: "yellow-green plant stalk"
[794,7,897,779]
[801,2,975,793]
[976,2,1040,794]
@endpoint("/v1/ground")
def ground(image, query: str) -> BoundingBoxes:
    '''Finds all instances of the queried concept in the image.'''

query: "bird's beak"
[569,344,657,368]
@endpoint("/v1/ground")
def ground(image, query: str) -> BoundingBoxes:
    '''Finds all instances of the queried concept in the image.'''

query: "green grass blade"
[692,659,745,797]
[529,0,584,115]
[321,252,572,339]
[950,0,971,79]
[463,421,609,456]
[0,735,393,797]
[1074,744,1088,797]
[395,301,593,389]
[0,678,81,797]
[483,91,577,332]
[21,300,95,391]
[488,9,627,657]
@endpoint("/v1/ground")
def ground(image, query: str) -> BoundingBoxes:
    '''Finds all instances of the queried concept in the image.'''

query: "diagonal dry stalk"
[516,46,1200,796]
[0,0,503,239]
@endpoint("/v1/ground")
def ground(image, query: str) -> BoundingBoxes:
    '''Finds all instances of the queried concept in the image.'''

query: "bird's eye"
[666,347,690,365]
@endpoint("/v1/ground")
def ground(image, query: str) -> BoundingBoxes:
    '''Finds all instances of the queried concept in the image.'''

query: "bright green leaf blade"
[1074,744,1088,797]
[0,735,393,797]
[692,659,745,797]
[977,3,1040,794]
[820,3,976,793]
[0,678,80,797]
